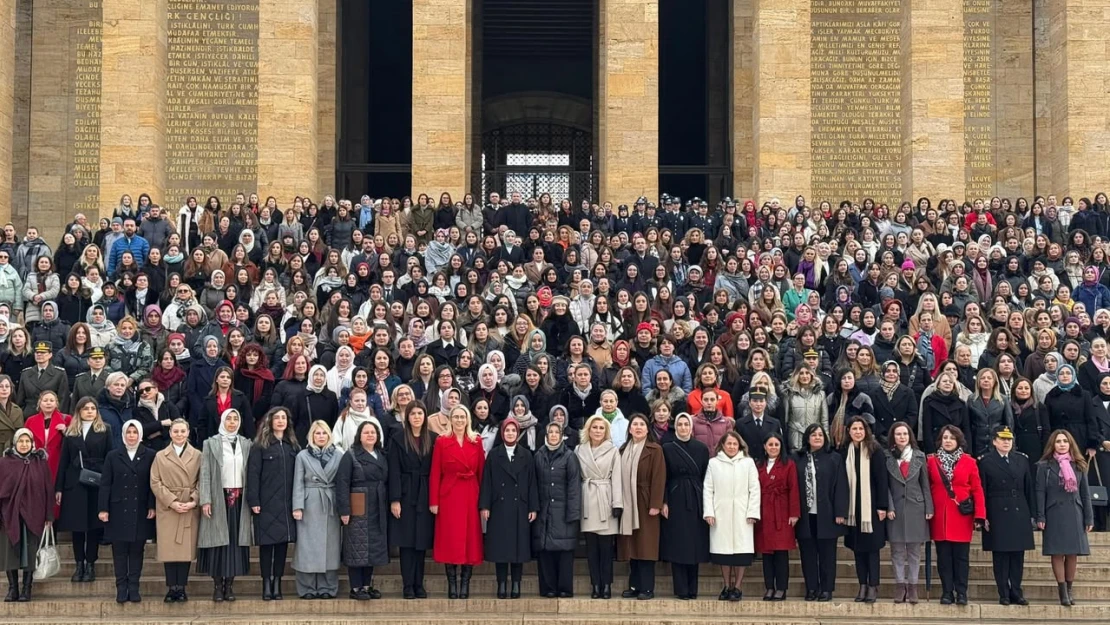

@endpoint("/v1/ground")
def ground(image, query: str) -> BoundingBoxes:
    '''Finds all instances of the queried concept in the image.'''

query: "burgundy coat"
[755,457,800,553]
[0,448,54,546]
[430,433,485,565]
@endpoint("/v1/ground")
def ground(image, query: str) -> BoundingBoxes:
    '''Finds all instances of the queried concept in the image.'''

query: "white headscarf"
[218,408,241,442]
[121,419,144,453]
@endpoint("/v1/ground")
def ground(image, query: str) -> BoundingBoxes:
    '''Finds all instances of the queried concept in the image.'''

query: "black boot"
[460,565,472,599]
[445,565,459,599]
[262,576,273,601]
[4,571,16,602]
[213,578,224,602]
[602,584,612,599]
[72,561,85,583]
[1059,582,1072,607]
[590,584,600,599]
[17,571,31,602]
[510,580,521,599]
[273,577,283,600]
[497,580,507,599]
[1067,581,1076,604]
[84,561,96,582]
[223,577,236,601]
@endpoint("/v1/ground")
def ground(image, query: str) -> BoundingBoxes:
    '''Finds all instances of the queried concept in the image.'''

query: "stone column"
[0,0,13,225]
[752,0,810,202]
[258,0,319,203]
[317,0,337,195]
[412,0,472,200]
[598,0,658,205]
[99,0,168,215]
[900,0,964,201]
[1047,0,1110,195]
[732,0,754,201]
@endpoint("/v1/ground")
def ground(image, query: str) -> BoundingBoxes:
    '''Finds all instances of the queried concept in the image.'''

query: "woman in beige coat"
[576,414,623,599]
[150,418,201,602]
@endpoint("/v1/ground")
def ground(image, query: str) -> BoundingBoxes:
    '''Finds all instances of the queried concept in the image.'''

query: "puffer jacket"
[783,378,827,451]
[108,336,154,383]
[246,438,299,545]
[531,443,582,552]
[21,272,59,323]
[641,354,693,395]
[0,264,23,310]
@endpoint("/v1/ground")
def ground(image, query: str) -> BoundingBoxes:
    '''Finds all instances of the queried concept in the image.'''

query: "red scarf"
[238,366,275,401]
[152,364,186,391]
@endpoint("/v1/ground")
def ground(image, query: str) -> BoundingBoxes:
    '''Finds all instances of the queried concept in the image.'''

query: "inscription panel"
[964,0,996,200]
[811,0,902,205]
[72,1,102,215]
[165,0,259,204]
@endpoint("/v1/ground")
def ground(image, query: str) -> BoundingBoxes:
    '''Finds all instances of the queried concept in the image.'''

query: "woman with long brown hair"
[55,397,111,583]
[1037,429,1094,606]
[247,407,300,600]
[388,400,437,599]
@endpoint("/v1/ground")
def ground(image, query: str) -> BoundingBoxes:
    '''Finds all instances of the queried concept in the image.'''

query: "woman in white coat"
[575,414,623,599]
[703,430,761,601]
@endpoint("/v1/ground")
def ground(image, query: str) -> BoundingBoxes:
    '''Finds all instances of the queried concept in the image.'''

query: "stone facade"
[0,0,12,226]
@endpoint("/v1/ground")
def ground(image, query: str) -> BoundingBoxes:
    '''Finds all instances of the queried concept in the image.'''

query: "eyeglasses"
[138,386,154,393]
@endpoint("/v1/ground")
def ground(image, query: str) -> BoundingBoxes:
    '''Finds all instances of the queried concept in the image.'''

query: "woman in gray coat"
[337,420,389,600]
[197,408,253,602]
[1036,429,1094,606]
[292,420,343,599]
[532,422,582,598]
[884,421,932,604]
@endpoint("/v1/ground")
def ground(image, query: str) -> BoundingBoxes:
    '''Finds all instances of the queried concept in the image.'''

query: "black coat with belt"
[202,390,255,441]
[97,444,156,543]
[659,437,710,564]
[531,443,582,553]
[978,449,1035,552]
[479,444,539,563]
[387,430,437,550]
[246,437,299,545]
[794,449,849,540]
[54,426,113,532]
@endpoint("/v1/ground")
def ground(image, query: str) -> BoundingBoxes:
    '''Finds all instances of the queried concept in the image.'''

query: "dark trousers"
[538,550,574,595]
[671,563,699,598]
[349,566,374,589]
[798,536,837,593]
[259,543,288,579]
[72,529,103,563]
[584,533,614,585]
[164,562,190,587]
[762,550,789,590]
[400,548,427,591]
[628,559,656,593]
[991,550,1025,598]
[495,562,523,583]
[854,549,880,586]
[111,541,144,591]
[935,541,970,595]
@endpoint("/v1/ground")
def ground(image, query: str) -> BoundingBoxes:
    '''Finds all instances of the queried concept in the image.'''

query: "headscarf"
[879,360,900,400]
[200,335,222,366]
[1042,351,1062,383]
[544,422,564,452]
[510,395,539,449]
[478,363,498,391]
[10,428,34,457]
[611,340,631,367]
[86,303,114,333]
[674,413,693,442]
[218,408,241,442]
[486,350,506,379]
[121,419,144,453]
[306,364,328,393]
[1057,363,1078,391]
[525,329,547,360]
[407,318,429,349]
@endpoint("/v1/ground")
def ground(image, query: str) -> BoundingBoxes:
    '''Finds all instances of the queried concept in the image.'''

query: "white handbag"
[32,526,59,580]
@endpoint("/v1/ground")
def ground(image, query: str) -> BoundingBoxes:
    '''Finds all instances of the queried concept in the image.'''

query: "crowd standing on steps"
[0,189,1105,606]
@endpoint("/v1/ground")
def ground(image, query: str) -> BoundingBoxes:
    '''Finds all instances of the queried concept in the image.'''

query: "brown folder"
[350,492,366,516]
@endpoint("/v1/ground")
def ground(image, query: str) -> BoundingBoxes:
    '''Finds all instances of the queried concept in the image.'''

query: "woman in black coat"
[246,407,300,601]
[55,397,113,584]
[479,417,539,599]
[202,388,254,444]
[337,420,390,600]
[919,372,970,453]
[871,362,918,448]
[295,365,340,443]
[532,422,582,598]
[659,413,710,600]
[388,404,437,599]
[1044,364,1103,454]
[1011,379,1050,460]
[133,379,181,452]
[97,419,156,603]
[841,417,889,603]
[795,423,848,602]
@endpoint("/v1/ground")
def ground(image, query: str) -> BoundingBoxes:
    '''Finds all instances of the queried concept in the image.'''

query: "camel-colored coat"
[150,444,201,562]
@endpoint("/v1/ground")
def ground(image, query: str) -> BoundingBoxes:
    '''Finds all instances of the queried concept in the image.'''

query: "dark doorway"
[336,0,413,199]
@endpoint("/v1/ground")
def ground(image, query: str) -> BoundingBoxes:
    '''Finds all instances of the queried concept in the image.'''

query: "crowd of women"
[0,190,1104,606]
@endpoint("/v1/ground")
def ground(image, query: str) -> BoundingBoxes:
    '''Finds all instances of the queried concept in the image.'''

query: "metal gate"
[472,123,596,204]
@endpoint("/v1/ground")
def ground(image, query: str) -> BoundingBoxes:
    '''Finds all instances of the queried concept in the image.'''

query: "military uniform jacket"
[978,449,1035,552]
[70,369,108,413]
[15,364,70,414]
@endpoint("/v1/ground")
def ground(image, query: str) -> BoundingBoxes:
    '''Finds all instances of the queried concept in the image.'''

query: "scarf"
[1055,452,1079,492]
[845,442,873,533]
[306,364,328,393]
[375,370,392,411]
[1092,354,1110,374]
[1058,364,1078,391]
[164,252,184,264]
[218,409,240,443]
[880,377,899,401]
[310,443,336,468]
[121,419,144,453]
[619,440,644,536]
[1042,352,1062,382]
[137,392,165,417]
[298,331,318,360]
[112,332,143,354]
[239,365,275,400]
[805,453,818,512]
[152,363,186,391]
[936,447,963,481]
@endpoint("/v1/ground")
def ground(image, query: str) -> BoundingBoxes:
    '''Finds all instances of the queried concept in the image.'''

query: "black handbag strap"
[938,464,956,499]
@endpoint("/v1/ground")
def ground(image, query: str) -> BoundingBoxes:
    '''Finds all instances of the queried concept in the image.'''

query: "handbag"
[939,463,975,516]
[33,526,59,580]
[78,451,101,488]
[1091,456,1108,508]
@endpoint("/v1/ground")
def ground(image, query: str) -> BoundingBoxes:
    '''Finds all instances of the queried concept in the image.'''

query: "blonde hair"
[448,405,479,442]
[306,420,334,450]
[580,414,612,446]
[749,371,778,399]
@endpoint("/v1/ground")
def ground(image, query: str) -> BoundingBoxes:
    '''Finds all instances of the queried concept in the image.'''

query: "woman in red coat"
[22,391,72,481]
[755,432,799,601]
[429,404,484,599]
[926,425,985,606]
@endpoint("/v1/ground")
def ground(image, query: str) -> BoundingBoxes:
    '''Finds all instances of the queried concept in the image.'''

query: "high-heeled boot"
[1067,581,1076,604]
[273,576,284,600]
[262,576,273,601]
[459,565,472,599]
[445,565,459,599]
[1058,582,1072,607]
[4,571,16,602]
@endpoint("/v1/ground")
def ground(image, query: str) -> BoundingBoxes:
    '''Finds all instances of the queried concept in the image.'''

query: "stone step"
[31,576,1110,601]
[0,597,1107,622]
[53,558,1110,582]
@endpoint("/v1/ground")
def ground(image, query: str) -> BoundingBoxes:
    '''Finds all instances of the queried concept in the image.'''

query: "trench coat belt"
[305,482,336,516]
[169,486,192,545]
[585,479,611,520]
[670,477,702,516]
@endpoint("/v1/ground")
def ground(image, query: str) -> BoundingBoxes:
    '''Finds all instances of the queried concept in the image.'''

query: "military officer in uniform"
[978,426,1035,605]
[15,341,70,414]
[70,347,111,412]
